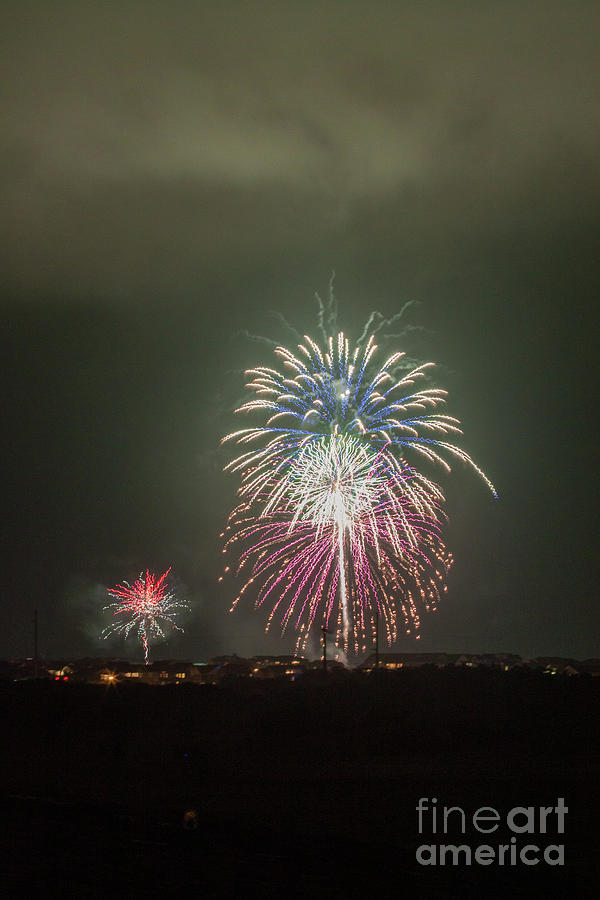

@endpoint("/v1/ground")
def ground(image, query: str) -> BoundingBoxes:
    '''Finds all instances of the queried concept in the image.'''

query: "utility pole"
[321,626,329,674]
[33,608,39,679]
[374,606,379,672]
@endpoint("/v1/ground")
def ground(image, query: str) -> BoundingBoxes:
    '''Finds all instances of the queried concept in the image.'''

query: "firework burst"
[102,568,187,664]
[221,332,495,653]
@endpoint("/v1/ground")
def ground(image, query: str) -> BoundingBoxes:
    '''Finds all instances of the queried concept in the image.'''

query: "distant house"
[218,659,253,680]
[208,654,249,666]
[456,653,523,670]
[252,664,285,680]
[200,655,254,682]
[527,657,579,675]
[190,663,220,684]
[95,660,145,683]
[0,658,50,680]
[58,657,127,683]
[142,661,196,684]
[47,662,75,681]
[549,659,600,677]
[251,654,303,667]
[250,655,307,678]
[362,652,458,671]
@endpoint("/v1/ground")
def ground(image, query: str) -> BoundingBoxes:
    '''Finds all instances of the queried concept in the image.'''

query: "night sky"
[2,3,597,661]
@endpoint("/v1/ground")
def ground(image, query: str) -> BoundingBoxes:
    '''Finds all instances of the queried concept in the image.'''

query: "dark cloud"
[1,2,598,298]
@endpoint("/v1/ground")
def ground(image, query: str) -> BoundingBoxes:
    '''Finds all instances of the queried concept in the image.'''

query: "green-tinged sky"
[1,1,597,660]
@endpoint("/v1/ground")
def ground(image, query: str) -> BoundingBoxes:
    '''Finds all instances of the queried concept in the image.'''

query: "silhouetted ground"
[3,668,599,897]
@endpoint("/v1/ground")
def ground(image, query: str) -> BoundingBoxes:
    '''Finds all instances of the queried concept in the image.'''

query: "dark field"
[3,669,599,898]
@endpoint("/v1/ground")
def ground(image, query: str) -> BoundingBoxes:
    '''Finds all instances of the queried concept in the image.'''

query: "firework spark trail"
[237,273,420,361]
[102,568,187,664]
[221,331,496,653]
[222,497,449,654]
[316,274,424,370]
[355,301,419,347]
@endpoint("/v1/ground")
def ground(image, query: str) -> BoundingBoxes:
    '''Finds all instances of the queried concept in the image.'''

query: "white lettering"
[443,806,466,833]
[416,844,436,865]
[474,845,495,865]
[555,798,568,833]
[520,845,540,865]
[544,844,564,866]
[507,806,535,834]
[438,844,472,866]
[473,807,500,833]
